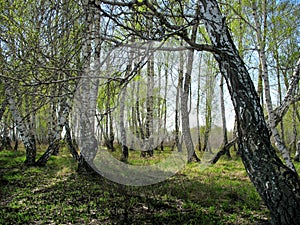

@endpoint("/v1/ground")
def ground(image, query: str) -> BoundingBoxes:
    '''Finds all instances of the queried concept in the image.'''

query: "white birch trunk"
[77,2,100,171]
[252,1,295,171]
[199,1,300,223]
[6,88,36,165]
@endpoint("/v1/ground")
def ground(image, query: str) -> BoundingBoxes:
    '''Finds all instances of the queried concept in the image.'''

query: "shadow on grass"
[0,149,270,225]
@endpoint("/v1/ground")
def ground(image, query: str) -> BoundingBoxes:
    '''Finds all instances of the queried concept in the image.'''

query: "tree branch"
[271,58,300,127]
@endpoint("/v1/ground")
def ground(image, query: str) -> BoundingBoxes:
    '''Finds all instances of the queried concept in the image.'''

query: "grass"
[0,146,277,224]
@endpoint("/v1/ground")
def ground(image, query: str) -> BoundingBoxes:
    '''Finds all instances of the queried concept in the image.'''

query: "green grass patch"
[0,147,277,224]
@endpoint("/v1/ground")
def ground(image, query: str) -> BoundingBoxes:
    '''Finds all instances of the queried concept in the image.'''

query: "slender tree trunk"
[182,52,200,161]
[142,54,154,157]
[0,97,7,122]
[130,81,137,148]
[12,126,18,151]
[120,86,128,161]
[211,75,231,163]
[162,57,169,151]
[36,98,70,166]
[200,1,300,224]
[257,64,264,107]
[275,47,285,144]
[120,45,136,160]
[202,57,215,153]
[272,58,300,127]
[104,83,115,151]
[196,53,202,152]
[174,43,184,152]
[6,88,36,165]
[180,12,200,162]
[64,122,79,161]
[252,1,295,171]
[295,140,300,162]
[293,102,299,162]
[136,81,145,141]
[0,114,12,151]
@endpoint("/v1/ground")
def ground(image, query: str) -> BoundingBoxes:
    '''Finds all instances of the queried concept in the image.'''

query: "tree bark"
[0,114,12,151]
[210,138,236,164]
[200,1,300,224]
[202,57,214,153]
[174,41,184,152]
[0,97,7,123]
[272,58,300,127]
[77,0,99,173]
[252,0,295,172]
[295,140,300,162]
[196,53,202,152]
[120,86,128,162]
[36,98,70,166]
[6,88,36,165]
[211,75,232,163]
[64,122,79,161]
[181,13,201,162]
[141,54,154,157]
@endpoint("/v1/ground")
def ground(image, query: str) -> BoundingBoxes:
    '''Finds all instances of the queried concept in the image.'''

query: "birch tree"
[181,7,200,162]
[199,1,300,223]
[77,0,101,172]
[251,0,296,171]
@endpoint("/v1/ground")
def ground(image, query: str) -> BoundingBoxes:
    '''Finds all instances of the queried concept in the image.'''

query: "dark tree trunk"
[200,1,300,224]
[36,140,60,166]
[294,140,300,162]
[0,115,12,151]
[174,41,184,153]
[64,122,79,161]
[0,97,7,122]
[120,86,128,162]
[12,126,18,151]
[210,138,236,164]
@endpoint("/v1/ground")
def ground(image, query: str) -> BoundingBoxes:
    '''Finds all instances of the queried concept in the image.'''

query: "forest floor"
[1,145,290,224]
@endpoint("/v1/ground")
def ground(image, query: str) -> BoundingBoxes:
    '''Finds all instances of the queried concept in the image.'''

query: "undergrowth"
[0,146,279,224]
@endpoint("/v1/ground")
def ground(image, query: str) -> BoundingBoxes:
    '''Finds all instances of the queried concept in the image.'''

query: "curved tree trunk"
[200,1,300,224]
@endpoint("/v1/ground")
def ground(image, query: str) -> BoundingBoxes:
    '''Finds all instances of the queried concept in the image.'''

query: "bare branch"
[272,58,300,126]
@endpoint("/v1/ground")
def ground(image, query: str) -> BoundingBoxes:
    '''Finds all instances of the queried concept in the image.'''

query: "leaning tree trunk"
[200,1,300,224]
[36,98,70,166]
